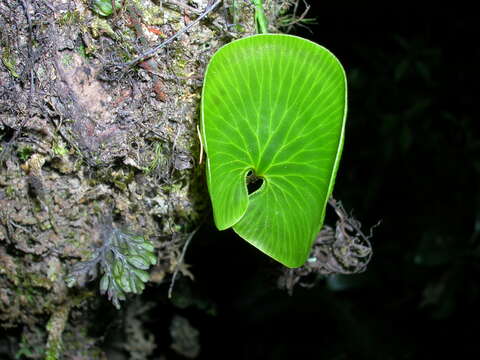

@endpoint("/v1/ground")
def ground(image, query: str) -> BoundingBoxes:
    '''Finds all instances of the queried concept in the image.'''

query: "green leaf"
[134,276,145,293]
[132,268,150,283]
[129,235,146,244]
[138,241,155,253]
[112,260,124,278]
[127,255,150,270]
[91,0,122,17]
[99,274,110,294]
[127,270,140,293]
[145,251,157,266]
[117,271,132,293]
[201,34,347,267]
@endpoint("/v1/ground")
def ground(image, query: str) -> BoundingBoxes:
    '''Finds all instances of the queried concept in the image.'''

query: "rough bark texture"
[0,1,326,358]
[0,0,263,358]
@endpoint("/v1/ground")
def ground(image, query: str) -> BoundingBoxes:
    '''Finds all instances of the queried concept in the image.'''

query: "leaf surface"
[202,34,347,267]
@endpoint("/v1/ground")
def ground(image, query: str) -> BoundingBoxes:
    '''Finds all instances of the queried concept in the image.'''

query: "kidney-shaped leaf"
[201,34,347,267]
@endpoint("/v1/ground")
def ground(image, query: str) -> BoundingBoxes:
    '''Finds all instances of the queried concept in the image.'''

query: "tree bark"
[0,0,263,357]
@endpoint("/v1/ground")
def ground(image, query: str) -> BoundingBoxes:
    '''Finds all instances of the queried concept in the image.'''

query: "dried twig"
[168,226,200,299]
[286,0,311,33]
[9,220,33,235]
[278,197,378,294]
[196,124,203,165]
[164,0,203,15]
[40,0,55,13]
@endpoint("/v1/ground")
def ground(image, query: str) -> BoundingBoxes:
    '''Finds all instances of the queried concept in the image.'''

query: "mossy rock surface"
[0,0,279,357]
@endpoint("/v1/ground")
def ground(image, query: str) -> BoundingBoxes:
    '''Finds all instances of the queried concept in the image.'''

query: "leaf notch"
[202,34,347,267]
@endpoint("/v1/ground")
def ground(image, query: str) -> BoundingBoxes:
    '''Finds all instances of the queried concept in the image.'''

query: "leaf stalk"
[252,0,269,34]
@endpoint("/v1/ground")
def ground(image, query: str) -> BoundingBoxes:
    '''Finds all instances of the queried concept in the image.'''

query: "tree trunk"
[0,0,268,358]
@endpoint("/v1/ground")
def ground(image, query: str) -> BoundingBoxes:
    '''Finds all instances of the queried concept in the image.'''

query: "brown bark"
[0,0,257,357]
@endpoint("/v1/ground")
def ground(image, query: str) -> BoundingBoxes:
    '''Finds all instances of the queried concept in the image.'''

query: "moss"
[60,53,74,67]
[57,10,81,26]
[144,142,165,174]
[90,17,117,39]
[5,185,15,198]
[130,0,165,26]
[45,304,70,360]
[17,145,33,161]
[47,258,61,282]
[11,272,53,306]
[39,221,53,231]
[1,45,19,78]
[77,43,90,59]
[52,141,69,156]
[108,169,135,191]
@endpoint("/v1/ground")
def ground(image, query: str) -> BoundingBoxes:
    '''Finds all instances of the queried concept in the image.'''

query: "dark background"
[162,5,480,360]
[1,4,478,360]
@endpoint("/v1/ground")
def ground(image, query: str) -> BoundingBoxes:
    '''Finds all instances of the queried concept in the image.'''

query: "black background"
[170,5,480,360]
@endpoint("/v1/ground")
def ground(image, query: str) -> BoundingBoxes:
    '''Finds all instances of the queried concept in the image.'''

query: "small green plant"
[201,1,347,267]
[66,221,156,309]
[52,141,69,156]
[91,0,122,17]
[17,145,34,161]
[143,142,164,174]
[15,334,42,359]
[58,10,81,26]
[60,53,74,67]
[1,45,19,78]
